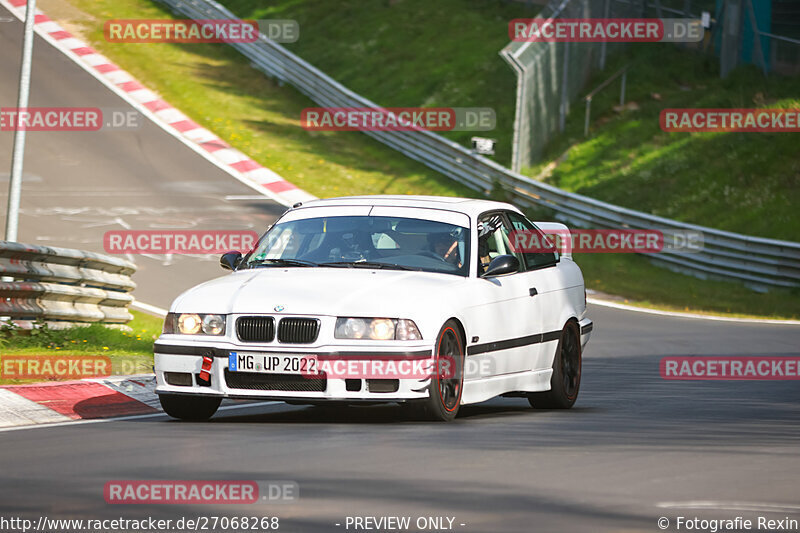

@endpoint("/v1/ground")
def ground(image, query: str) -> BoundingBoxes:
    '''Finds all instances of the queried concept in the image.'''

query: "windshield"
[243,215,470,276]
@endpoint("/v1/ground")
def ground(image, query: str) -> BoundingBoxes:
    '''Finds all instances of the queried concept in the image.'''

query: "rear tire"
[418,320,464,422]
[159,394,221,421]
[528,322,581,409]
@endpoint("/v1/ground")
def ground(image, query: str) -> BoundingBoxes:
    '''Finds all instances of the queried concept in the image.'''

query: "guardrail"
[155,0,800,290]
[0,241,137,325]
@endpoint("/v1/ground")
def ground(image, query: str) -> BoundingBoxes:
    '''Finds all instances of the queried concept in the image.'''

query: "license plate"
[228,352,317,375]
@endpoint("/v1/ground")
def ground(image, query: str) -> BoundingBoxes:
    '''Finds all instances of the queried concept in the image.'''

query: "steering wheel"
[419,250,455,263]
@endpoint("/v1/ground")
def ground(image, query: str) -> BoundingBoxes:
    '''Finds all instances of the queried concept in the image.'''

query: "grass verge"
[46,0,800,319]
[576,253,800,320]
[218,0,533,165]
[0,310,161,385]
[529,45,800,241]
[55,0,477,200]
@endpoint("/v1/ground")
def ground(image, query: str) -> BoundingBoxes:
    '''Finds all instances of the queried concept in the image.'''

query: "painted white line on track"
[225,195,277,201]
[0,401,281,434]
[657,501,800,513]
[131,300,168,317]
[588,297,800,326]
[0,0,303,208]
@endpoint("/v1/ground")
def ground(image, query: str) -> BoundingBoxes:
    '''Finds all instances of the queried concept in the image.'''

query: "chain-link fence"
[500,0,650,171]
[500,0,799,171]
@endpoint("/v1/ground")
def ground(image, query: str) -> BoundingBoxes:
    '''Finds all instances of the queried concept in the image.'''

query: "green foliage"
[55,0,799,318]
[530,45,800,241]
[0,311,161,355]
[66,0,479,200]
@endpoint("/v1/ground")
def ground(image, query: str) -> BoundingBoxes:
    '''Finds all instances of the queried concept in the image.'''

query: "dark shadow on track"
[152,351,800,451]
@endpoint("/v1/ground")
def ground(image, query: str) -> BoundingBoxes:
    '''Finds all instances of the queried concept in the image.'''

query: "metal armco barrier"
[0,241,137,324]
[156,0,800,290]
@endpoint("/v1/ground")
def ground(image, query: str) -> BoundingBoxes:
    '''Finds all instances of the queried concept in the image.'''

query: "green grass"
[51,0,800,320]
[218,0,799,241]
[529,45,800,242]
[517,45,800,318]
[63,0,478,200]
[219,0,533,165]
[0,310,161,385]
[214,0,800,318]
[575,253,800,319]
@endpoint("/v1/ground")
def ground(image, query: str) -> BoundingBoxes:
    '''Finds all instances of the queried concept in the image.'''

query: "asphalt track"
[0,7,285,308]
[2,6,800,533]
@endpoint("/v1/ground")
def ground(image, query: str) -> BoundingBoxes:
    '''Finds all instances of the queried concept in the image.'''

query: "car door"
[506,211,566,371]
[464,211,546,379]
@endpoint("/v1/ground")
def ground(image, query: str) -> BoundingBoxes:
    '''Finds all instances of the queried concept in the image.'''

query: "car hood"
[171,267,467,317]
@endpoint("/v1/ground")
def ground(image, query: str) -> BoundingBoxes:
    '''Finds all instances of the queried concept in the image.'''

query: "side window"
[371,232,399,250]
[476,212,525,274]
[506,212,559,271]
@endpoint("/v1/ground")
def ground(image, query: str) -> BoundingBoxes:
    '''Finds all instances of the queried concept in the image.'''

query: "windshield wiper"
[319,261,414,271]
[247,258,319,268]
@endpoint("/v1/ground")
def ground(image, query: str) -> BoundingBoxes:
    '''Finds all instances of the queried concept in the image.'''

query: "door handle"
[529,287,538,297]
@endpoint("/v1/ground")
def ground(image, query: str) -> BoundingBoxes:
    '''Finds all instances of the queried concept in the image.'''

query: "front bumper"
[154,341,435,402]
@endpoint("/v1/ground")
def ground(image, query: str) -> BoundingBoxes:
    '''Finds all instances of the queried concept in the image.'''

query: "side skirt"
[460,369,553,405]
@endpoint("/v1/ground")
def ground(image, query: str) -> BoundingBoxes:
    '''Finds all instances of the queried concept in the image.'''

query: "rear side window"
[506,212,559,271]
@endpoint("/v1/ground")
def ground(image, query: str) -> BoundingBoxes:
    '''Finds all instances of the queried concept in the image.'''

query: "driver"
[430,233,462,268]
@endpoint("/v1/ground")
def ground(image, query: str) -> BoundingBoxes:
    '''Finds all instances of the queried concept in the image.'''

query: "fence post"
[599,0,610,70]
[620,70,627,106]
[720,0,742,78]
[653,0,664,18]
[559,42,570,132]
[584,97,592,137]
[744,0,768,75]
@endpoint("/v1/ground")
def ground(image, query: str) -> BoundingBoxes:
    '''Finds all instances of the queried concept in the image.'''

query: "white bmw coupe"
[154,196,592,421]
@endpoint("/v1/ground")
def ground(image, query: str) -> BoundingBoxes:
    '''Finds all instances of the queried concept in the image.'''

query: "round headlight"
[202,314,225,335]
[369,318,395,340]
[177,313,202,335]
[342,318,368,339]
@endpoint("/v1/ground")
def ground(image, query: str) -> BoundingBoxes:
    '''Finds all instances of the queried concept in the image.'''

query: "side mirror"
[220,251,243,271]
[482,254,519,277]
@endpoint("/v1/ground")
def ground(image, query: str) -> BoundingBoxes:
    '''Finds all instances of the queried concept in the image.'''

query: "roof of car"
[294,195,519,218]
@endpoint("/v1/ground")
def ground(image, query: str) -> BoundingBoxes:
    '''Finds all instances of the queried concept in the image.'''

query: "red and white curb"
[0,375,159,428]
[0,0,316,208]
[0,375,280,430]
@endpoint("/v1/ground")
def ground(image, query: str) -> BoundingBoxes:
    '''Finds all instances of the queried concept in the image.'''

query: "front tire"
[528,322,581,409]
[159,394,221,421]
[419,320,464,422]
